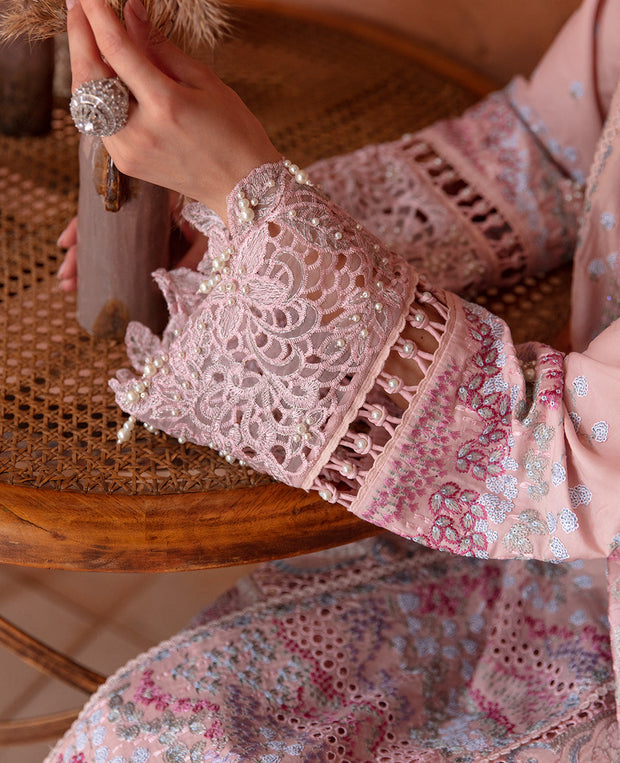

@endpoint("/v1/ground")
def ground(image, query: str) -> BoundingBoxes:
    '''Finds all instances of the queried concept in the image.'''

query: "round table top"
[0,4,572,572]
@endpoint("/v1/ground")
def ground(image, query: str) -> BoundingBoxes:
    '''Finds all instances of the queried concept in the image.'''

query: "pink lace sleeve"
[308,89,584,297]
[110,159,438,490]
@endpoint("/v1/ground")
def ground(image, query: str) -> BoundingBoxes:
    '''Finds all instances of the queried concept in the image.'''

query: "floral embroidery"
[601,211,616,230]
[503,509,547,555]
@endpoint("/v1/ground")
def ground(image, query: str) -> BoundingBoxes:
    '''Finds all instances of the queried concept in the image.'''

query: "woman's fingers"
[57,246,78,292]
[56,216,78,249]
[76,0,169,105]
[66,0,113,89]
[123,0,209,89]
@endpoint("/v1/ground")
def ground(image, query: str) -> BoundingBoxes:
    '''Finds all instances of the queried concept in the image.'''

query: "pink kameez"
[48,1,620,760]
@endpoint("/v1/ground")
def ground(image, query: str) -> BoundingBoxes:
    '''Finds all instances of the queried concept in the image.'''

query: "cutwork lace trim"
[112,159,421,490]
[309,90,584,298]
[310,285,448,506]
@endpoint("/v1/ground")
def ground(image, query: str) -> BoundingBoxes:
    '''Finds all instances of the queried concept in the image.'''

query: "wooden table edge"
[0,482,380,572]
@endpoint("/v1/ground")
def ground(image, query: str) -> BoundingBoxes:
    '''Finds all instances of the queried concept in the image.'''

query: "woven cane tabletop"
[0,5,572,570]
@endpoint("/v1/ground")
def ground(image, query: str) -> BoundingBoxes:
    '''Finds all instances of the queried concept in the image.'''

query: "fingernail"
[57,261,67,279]
[66,0,77,10]
[128,0,149,22]
[57,230,68,247]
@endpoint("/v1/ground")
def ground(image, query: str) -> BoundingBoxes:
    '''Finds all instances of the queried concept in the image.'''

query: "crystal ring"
[70,78,130,137]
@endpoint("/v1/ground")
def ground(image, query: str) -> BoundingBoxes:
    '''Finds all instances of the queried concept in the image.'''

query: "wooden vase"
[77,135,170,340]
[0,37,54,136]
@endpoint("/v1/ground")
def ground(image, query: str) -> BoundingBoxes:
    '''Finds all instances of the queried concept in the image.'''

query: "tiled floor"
[0,561,256,762]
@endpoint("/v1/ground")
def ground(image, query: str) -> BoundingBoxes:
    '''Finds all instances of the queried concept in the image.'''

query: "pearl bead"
[336,338,345,348]
[171,408,179,416]
[295,170,309,184]
[360,328,368,338]
[413,312,425,323]
[297,423,308,434]
[341,464,353,475]
[351,314,361,323]
[227,297,236,306]
[221,249,231,261]
[197,321,205,330]
[191,371,199,379]
[126,389,138,402]
[403,341,414,355]
[238,460,246,466]
[288,209,296,218]
[354,437,368,451]
[374,302,384,312]
[292,434,302,443]
[376,280,384,290]
[370,408,382,421]
[387,378,399,390]
[241,285,249,294]
[319,489,333,502]
[311,218,319,225]
[182,381,190,389]
[238,197,250,209]
[239,208,255,223]
[288,163,299,175]
[153,357,164,368]
[178,436,186,444]
[361,291,369,299]
[143,363,156,377]
[225,454,235,463]
[135,382,146,393]
[334,232,343,240]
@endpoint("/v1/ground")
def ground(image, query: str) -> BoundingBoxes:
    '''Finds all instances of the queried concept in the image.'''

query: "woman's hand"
[66,0,281,222]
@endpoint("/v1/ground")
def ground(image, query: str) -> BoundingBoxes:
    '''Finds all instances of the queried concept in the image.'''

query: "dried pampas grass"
[0,0,230,51]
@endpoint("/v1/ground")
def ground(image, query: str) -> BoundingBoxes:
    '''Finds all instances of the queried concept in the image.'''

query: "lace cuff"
[110,160,428,490]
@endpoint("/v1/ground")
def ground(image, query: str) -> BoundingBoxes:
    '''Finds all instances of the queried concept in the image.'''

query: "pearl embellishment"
[237,193,255,224]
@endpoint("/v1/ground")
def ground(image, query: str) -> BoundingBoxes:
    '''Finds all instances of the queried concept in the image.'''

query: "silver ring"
[70,78,130,137]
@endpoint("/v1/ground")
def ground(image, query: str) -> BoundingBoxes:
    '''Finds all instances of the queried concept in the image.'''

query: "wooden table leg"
[0,614,106,745]
[0,710,81,746]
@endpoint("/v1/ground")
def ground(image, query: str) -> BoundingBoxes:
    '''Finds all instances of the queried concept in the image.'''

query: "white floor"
[0,562,255,762]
